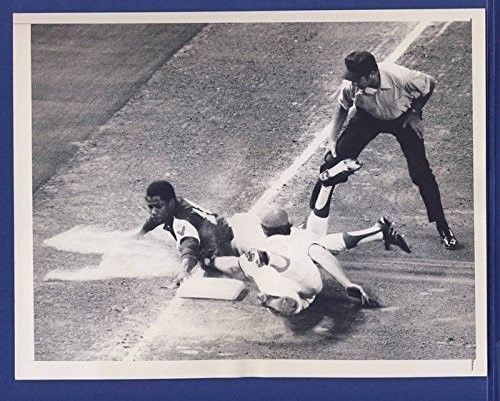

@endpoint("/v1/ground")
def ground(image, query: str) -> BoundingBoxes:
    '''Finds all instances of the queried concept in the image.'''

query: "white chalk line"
[123,298,185,361]
[123,21,433,361]
[250,122,333,213]
[384,21,430,63]
[344,257,474,272]
[437,21,453,37]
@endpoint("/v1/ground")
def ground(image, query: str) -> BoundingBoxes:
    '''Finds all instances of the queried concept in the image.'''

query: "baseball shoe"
[238,249,268,279]
[438,227,458,250]
[319,158,362,186]
[245,249,269,266]
[378,217,411,253]
[257,292,299,317]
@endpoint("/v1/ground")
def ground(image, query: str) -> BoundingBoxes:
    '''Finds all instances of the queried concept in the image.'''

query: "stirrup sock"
[343,227,382,249]
[310,182,334,218]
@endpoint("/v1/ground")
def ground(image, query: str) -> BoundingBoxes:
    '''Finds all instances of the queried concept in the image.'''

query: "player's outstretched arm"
[135,217,162,237]
[172,259,200,288]
[308,244,352,288]
[169,236,202,287]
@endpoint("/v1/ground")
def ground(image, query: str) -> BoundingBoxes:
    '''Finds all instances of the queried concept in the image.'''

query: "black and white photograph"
[14,10,486,379]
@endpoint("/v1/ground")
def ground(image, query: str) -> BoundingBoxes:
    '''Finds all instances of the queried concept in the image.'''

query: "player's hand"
[346,284,381,308]
[324,142,337,161]
[132,231,144,240]
[346,284,370,305]
[171,270,190,288]
[402,108,422,128]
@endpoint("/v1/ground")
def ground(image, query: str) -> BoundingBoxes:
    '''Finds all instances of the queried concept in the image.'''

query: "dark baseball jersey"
[141,197,235,264]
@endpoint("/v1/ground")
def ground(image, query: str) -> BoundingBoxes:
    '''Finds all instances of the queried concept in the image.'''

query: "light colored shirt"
[226,212,267,254]
[171,218,200,248]
[263,229,323,297]
[338,62,434,120]
[238,228,328,314]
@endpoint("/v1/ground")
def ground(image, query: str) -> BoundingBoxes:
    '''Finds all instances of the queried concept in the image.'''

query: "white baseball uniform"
[241,227,348,313]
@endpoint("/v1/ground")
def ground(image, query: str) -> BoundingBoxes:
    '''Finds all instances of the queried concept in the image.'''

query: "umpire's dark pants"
[316,107,446,224]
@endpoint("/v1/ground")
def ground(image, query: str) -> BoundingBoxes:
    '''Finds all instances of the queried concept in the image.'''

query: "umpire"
[311,50,457,249]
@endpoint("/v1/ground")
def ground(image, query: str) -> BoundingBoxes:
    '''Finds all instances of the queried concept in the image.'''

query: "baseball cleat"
[439,228,458,250]
[245,249,269,266]
[319,158,362,186]
[256,292,299,317]
[378,217,411,253]
[238,249,268,279]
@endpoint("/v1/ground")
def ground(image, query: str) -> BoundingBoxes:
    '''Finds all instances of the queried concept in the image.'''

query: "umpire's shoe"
[378,217,411,253]
[438,227,458,250]
[319,158,362,186]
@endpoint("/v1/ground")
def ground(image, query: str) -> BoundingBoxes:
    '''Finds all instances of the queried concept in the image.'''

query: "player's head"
[145,180,176,223]
[342,50,379,90]
[259,206,292,237]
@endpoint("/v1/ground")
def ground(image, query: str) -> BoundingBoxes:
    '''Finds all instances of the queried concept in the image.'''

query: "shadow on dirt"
[284,294,367,340]
[276,272,385,340]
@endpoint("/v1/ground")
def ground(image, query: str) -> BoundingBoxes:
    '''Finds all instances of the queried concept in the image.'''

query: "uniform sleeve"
[141,217,162,234]
[173,219,201,262]
[400,66,433,99]
[338,80,355,110]
[178,237,200,264]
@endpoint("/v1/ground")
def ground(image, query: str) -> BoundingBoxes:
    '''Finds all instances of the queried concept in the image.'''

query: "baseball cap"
[259,206,291,229]
[342,51,378,81]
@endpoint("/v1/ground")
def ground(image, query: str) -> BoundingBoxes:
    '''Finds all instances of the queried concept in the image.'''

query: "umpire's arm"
[408,73,436,115]
[328,80,354,155]
[328,106,349,156]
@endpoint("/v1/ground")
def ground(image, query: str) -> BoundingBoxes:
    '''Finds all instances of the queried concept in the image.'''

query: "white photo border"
[14,8,487,379]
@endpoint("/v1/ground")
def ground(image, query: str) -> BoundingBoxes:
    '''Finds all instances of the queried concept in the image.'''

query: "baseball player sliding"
[136,180,268,286]
[238,159,411,316]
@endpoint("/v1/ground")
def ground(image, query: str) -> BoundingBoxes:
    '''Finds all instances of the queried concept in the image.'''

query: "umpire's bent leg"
[325,107,381,170]
[310,107,380,210]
